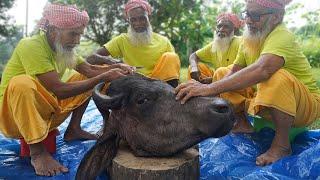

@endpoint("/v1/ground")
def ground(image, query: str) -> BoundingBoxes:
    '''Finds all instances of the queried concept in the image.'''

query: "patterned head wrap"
[217,13,244,29]
[124,0,152,18]
[245,0,292,9]
[38,3,89,30]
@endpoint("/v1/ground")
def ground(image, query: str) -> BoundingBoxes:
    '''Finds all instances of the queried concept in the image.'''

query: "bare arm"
[189,53,202,82]
[176,54,284,104]
[86,47,121,65]
[209,54,284,94]
[36,69,126,100]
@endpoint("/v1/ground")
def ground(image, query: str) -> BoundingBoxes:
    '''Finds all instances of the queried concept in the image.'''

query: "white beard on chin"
[243,18,273,57]
[54,41,77,74]
[211,31,234,53]
[128,24,153,46]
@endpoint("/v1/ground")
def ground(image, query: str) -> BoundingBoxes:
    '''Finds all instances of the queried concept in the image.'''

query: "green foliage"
[0,26,23,64]
[299,36,320,67]
[0,0,17,37]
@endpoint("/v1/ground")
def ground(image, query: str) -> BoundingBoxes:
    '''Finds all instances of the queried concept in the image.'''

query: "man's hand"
[102,68,128,82]
[175,79,215,104]
[108,63,136,75]
[190,71,201,82]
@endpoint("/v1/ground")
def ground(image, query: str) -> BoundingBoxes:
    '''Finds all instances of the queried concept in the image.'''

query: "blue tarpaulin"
[0,100,319,179]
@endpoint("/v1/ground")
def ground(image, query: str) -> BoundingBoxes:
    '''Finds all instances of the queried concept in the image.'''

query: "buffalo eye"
[137,97,149,105]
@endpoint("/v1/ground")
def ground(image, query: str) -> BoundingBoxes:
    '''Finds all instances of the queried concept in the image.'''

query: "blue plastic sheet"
[0,100,319,179]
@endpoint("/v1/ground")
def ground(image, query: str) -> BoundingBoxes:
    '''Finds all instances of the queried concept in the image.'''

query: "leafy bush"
[300,36,320,67]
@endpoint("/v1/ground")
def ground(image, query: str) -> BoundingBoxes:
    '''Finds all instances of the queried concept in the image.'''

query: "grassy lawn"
[180,67,320,130]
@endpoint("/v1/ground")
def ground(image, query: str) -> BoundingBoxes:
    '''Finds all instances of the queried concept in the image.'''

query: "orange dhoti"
[214,67,320,127]
[149,52,181,81]
[0,73,91,144]
[187,63,215,81]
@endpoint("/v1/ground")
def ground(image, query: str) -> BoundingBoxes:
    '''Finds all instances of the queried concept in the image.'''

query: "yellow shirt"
[0,31,84,103]
[195,36,241,69]
[234,24,320,94]
[104,32,175,76]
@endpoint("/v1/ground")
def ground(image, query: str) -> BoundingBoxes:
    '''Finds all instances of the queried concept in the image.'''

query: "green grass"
[179,67,320,129]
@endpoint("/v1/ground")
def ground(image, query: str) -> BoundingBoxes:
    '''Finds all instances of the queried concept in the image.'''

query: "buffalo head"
[76,74,235,179]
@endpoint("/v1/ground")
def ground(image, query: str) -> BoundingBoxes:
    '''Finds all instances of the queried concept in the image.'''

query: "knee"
[258,69,292,90]
[8,75,36,94]
[213,67,230,81]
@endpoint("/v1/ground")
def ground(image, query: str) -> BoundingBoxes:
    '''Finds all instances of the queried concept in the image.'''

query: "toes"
[60,166,69,173]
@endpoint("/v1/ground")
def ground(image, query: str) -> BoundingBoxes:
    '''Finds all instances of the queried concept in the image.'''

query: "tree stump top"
[113,146,199,171]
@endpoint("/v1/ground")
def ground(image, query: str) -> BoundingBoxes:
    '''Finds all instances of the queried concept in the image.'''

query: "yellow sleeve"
[195,42,215,64]
[261,29,294,63]
[233,44,247,67]
[104,35,123,58]
[17,39,55,76]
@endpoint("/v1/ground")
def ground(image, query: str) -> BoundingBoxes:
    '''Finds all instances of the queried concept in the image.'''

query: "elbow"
[257,65,274,81]
[52,90,68,100]
[86,54,96,65]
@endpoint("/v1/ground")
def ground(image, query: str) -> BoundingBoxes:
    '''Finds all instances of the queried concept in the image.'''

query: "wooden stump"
[110,145,199,180]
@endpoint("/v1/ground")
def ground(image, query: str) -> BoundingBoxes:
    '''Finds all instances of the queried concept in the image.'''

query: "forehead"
[246,2,267,11]
[216,19,233,27]
[60,26,85,34]
[128,7,147,17]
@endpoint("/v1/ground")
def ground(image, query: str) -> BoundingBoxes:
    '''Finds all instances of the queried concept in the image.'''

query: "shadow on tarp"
[0,100,319,179]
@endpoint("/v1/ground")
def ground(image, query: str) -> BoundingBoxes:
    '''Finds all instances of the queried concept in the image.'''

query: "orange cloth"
[0,73,91,144]
[214,67,320,127]
[187,63,214,81]
[149,52,180,81]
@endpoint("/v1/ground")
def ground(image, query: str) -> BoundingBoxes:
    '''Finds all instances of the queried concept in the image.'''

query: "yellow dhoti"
[149,52,180,81]
[214,67,320,127]
[0,73,91,144]
[187,63,214,81]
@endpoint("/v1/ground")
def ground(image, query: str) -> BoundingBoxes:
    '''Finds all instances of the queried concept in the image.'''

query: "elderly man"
[189,13,243,84]
[176,0,320,166]
[0,3,134,176]
[87,0,180,87]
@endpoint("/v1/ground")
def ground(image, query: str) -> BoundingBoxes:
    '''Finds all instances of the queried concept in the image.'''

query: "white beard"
[54,40,77,74]
[243,18,273,57]
[211,31,234,53]
[128,24,153,46]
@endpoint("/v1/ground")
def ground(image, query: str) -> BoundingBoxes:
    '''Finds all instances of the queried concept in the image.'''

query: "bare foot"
[64,128,98,142]
[31,150,68,176]
[232,118,254,133]
[256,144,291,166]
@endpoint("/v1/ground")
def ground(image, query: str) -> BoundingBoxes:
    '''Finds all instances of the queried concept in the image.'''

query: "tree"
[0,0,17,38]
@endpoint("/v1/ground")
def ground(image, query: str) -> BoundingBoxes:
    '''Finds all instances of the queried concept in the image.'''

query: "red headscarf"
[246,0,292,9]
[124,0,152,18]
[38,3,89,30]
[217,13,244,29]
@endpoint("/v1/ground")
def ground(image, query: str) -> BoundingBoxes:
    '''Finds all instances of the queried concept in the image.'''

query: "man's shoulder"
[18,32,46,50]
[268,24,295,41]
[152,32,170,41]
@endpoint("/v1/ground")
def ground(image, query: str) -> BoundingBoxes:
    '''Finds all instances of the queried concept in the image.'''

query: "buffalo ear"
[76,133,120,180]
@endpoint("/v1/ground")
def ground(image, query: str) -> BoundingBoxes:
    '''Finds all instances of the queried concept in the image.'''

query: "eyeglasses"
[241,10,275,22]
[128,15,148,23]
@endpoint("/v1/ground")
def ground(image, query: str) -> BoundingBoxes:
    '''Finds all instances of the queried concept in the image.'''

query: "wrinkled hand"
[175,79,214,104]
[190,71,201,82]
[109,63,136,75]
[103,68,128,82]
